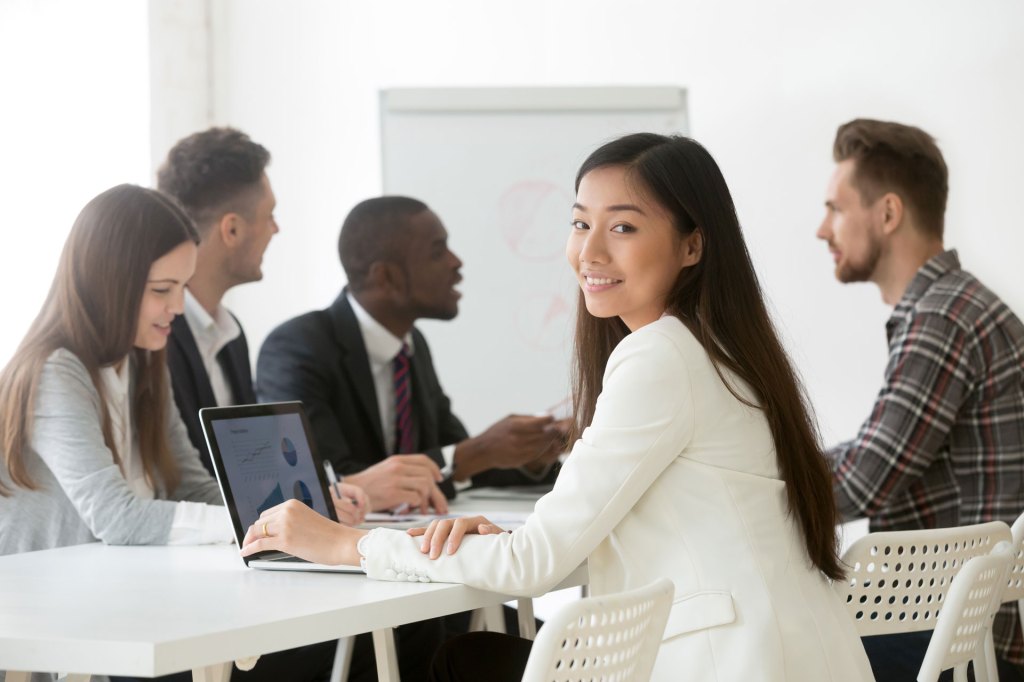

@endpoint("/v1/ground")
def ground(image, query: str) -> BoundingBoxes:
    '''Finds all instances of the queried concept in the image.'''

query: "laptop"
[199,401,363,573]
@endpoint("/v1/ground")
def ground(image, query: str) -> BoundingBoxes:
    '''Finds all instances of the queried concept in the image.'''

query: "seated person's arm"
[421,346,566,486]
[35,352,201,545]
[258,320,447,514]
[452,414,567,483]
[828,313,976,520]
[256,318,355,470]
[345,455,448,514]
[164,386,223,506]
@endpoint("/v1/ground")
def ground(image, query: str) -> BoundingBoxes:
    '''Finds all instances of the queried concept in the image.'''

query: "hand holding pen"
[391,459,455,516]
[324,461,369,526]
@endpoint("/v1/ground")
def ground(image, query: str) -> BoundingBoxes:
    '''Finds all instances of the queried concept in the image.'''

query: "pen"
[323,460,344,501]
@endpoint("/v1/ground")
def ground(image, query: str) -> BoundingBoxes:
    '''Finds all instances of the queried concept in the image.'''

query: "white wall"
[195,0,1023,441]
[0,0,151,365]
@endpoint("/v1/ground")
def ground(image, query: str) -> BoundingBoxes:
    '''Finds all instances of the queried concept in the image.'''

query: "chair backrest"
[1002,511,1024,605]
[520,577,675,682]
[917,542,1015,682]
[836,521,1011,636]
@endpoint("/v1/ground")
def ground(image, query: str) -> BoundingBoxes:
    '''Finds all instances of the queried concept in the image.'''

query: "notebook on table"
[199,401,363,573]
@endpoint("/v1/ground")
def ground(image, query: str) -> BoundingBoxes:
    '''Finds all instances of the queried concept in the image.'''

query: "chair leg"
[973,630,999,682]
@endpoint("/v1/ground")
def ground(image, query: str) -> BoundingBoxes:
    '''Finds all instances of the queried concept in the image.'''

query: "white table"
[0,486,579,682]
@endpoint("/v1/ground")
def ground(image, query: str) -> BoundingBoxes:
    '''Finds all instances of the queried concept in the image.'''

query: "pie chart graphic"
[281,437,298,466]
[257,483,285,516]
[293,480,314,508]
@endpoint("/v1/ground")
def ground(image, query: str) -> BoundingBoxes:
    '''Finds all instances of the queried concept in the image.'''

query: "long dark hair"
[570,133,843,579]
[0,184,200,496]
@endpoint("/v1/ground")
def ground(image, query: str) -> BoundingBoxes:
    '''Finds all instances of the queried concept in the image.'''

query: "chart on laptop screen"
[211,413,330,528]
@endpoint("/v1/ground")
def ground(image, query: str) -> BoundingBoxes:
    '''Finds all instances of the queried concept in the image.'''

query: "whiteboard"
[381,87,689,433]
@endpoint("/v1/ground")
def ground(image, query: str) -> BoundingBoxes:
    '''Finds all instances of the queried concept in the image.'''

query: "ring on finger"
[262,522,269,538]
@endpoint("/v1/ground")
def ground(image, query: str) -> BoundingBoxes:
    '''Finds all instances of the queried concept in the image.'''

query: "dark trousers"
[862,632,1024,682]
[429,632,532,682]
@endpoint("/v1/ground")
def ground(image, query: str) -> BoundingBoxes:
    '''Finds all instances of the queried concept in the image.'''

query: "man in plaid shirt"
[818,119,1024,681]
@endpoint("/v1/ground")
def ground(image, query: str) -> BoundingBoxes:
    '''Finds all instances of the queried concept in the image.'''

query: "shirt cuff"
[358,528,433,582]
[168,501,234,545]
[356,529,375,571]
[441,444,472,491]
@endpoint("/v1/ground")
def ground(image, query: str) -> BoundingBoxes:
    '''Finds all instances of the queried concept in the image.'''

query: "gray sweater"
[0,349,223,556]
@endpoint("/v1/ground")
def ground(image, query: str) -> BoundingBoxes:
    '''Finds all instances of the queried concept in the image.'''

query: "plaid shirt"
[828,250,1024,665]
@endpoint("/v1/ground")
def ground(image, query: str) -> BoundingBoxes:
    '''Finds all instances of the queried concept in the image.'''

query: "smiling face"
[817,159,884,283]
[134,240,197,351]
[229,173,279,284]
[567,165,693,331]
[400,209,463,321]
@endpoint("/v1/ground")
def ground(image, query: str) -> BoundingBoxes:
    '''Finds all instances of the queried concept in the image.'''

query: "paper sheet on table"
[362,511,532,531]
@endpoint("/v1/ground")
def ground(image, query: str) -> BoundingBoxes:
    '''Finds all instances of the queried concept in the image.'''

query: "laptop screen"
[200,402,337,548]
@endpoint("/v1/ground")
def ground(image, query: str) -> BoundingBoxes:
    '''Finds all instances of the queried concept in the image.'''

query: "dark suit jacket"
[256,292,553,496]
[167,313,257,475]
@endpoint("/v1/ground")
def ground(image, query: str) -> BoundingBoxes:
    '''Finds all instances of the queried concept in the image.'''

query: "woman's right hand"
[241,499,366,566]
[407,515,507,559]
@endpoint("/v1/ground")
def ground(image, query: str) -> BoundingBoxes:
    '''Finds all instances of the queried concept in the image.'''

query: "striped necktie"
[392,342,414,454]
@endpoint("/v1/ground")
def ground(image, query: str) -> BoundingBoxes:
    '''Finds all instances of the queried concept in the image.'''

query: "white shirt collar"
[346,291,414,364]
[183,288,241,358]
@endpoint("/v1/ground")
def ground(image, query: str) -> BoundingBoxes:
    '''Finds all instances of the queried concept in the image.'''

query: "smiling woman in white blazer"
[242,134,874,682]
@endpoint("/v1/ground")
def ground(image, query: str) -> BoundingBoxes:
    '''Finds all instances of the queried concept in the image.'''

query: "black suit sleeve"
[412,333,560,490]
[469,461,561,488]
[256,315,356,473]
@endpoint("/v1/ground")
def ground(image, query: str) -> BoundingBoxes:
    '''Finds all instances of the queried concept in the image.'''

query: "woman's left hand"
[407,515,506,559]
[241,499,366,566]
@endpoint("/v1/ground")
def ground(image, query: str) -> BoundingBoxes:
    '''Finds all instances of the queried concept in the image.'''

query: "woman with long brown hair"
[0,184,230,554]
[238,134,873,680]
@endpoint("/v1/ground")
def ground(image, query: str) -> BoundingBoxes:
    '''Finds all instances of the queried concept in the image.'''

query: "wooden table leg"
[192,661,232,682]
[6,673,30,682]
[372,627,401,682]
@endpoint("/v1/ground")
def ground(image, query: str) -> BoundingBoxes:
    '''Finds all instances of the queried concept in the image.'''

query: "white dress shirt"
[182,288,242,408]
[347,292,415,456]
[346,294,462,477]
[100,361,231,545]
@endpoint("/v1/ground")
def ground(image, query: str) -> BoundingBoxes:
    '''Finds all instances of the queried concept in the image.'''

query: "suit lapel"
[217,318,256,405]
[330,293,387,454]
[170,316,217,409]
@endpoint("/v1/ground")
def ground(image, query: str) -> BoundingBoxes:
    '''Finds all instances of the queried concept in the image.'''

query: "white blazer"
[361,315,873,681]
